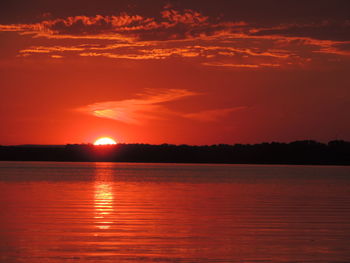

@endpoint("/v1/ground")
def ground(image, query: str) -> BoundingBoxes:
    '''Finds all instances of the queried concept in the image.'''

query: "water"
[0,161,350,262]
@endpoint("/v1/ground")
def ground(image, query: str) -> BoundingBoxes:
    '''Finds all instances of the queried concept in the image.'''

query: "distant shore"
[1,140,349,165]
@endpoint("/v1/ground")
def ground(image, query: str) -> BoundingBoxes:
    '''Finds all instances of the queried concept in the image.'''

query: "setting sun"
[94,137,117,145]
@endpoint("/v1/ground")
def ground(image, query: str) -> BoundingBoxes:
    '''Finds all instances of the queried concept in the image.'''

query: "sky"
[0,0,349,145]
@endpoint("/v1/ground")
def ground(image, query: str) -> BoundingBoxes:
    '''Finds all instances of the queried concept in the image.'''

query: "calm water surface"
[0,161,350,262]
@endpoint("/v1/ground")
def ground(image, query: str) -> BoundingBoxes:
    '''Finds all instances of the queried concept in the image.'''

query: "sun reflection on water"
[94,163,115,230]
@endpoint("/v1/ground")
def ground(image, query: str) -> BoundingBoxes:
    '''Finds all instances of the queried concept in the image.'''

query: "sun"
[94,137,117,145]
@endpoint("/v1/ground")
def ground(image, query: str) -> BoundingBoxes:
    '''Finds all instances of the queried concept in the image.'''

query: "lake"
[0,161,350,262]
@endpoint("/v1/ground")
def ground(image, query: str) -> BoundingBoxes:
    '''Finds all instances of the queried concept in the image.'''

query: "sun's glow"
[94,137,117,145]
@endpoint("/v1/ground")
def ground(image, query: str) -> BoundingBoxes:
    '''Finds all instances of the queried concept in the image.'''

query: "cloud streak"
[78,89,197,124]
[78,89,245,124]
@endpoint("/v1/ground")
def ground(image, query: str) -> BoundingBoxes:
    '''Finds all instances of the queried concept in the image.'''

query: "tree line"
[0,140,349,165]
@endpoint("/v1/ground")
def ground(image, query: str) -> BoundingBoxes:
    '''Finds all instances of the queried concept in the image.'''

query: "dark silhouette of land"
[0,140,349,165]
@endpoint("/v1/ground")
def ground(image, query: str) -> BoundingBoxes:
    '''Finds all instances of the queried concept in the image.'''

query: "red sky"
[0,0,350,145]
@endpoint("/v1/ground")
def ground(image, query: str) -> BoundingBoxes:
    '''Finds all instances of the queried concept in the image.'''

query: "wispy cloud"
[0,9,209,40]
[2,7,350,68]
[78,89,246,124]
[202,62,260,68]
[202,62,281,69]
[78,89,198,124]
[79,47,200,60]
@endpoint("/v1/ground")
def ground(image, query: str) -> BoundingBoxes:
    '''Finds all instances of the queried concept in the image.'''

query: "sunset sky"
[1,0,349,145]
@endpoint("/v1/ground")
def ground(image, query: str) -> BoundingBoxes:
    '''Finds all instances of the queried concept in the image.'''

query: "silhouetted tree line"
[0,140,349,165]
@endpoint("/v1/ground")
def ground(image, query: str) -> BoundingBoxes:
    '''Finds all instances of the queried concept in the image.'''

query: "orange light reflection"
[94,163,115,230]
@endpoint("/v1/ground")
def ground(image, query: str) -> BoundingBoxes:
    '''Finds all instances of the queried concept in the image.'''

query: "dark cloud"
[0,0,165,23]
[1,3,350,68]
[1,0,350,24]
[252,22,350,42]
[334,42,350,51]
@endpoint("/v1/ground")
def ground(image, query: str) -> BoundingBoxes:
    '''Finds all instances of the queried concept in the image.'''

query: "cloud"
[79,47,200,60]
[160,9,208,26]
[202,62,260,68]
[2,8,350,68]
[78,89,245,124]
[19,45,85,54]
[251,21,350,42]
[202,62,281,68]
[78,89,198,124]
[0,9,210,40]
